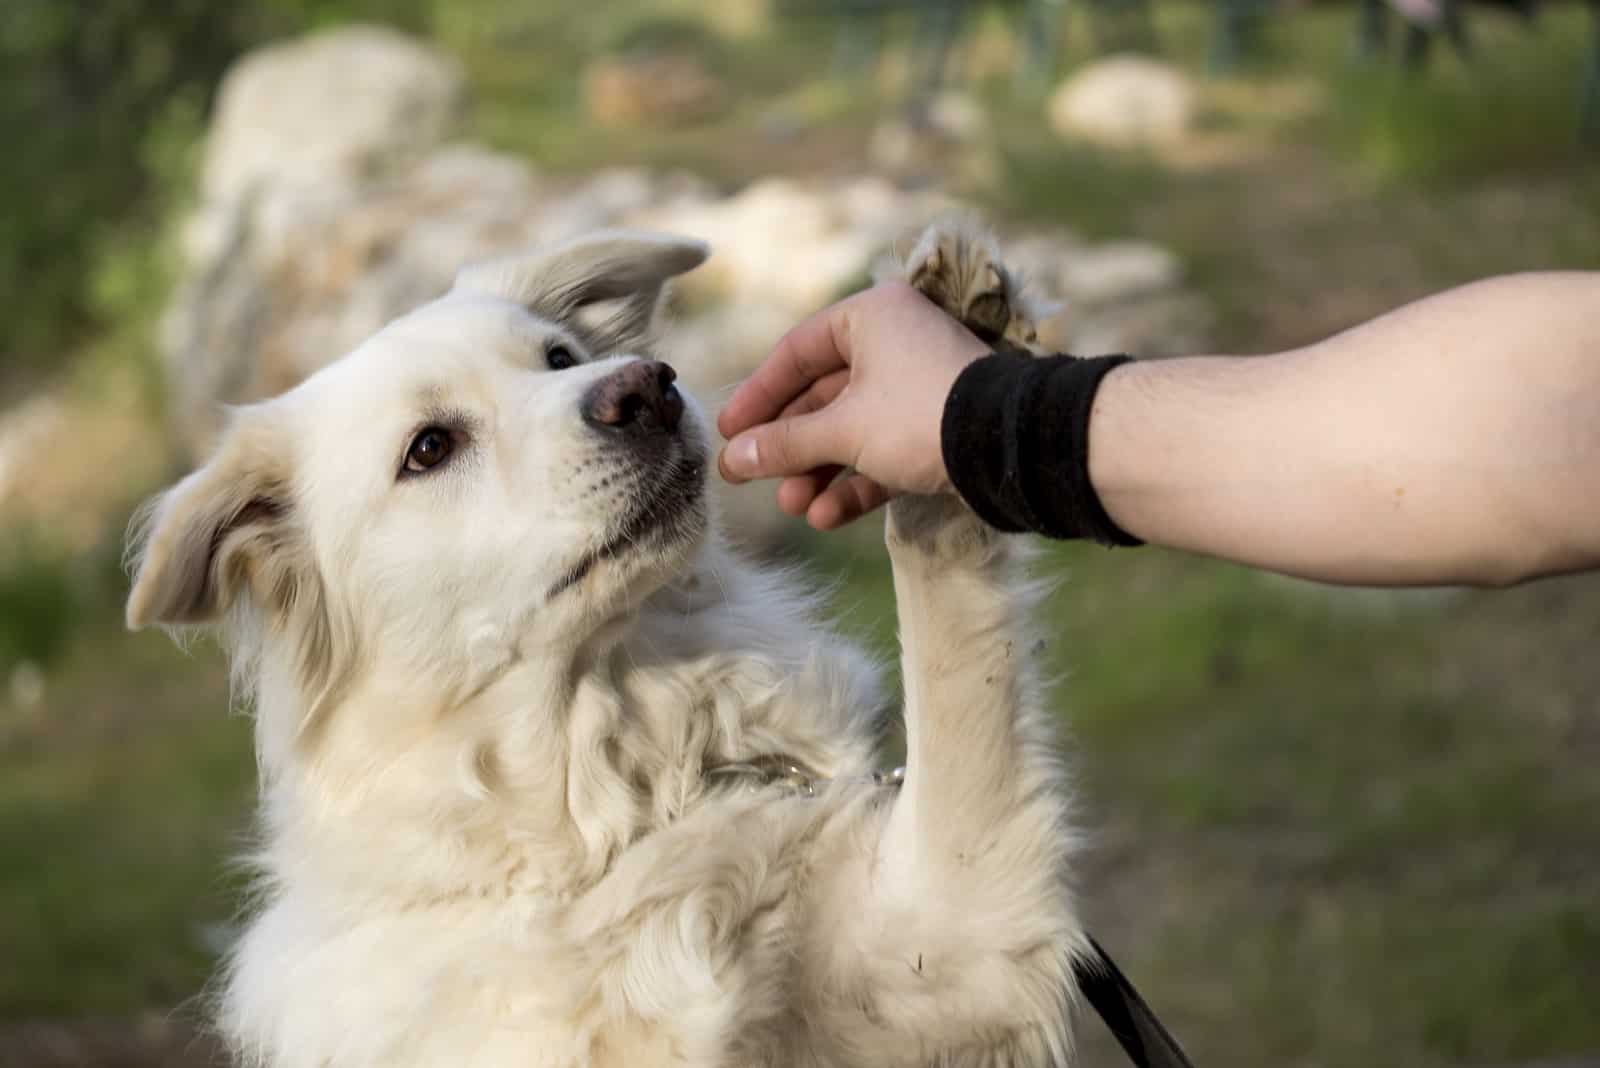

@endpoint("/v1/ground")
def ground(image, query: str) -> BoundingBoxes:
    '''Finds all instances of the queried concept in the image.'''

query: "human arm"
[718,272,1600,587]
[1084,271,1600,586]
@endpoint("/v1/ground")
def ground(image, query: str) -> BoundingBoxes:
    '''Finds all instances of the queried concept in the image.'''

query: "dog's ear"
[126,408,300,630]
[129,407,353,735]
[453,230,709,353]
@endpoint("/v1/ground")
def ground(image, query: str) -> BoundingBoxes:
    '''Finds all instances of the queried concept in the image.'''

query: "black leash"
[1072,935,1196,1068]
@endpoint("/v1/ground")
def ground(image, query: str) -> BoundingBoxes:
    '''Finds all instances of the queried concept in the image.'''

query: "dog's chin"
[548,445,709,603]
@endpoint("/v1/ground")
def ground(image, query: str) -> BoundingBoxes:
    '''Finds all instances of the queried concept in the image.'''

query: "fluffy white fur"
[126,223,1087,1067]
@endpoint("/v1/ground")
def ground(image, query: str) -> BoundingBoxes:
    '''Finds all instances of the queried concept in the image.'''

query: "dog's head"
[126,231,712,734]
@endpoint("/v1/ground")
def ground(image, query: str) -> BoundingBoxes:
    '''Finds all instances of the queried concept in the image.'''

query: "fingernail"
[726,435,759,476]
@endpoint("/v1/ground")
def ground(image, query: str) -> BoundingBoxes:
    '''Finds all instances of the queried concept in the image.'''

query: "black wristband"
[941,351,1141,546]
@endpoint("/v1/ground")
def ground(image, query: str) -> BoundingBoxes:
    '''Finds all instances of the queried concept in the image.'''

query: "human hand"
[717,282,989,530]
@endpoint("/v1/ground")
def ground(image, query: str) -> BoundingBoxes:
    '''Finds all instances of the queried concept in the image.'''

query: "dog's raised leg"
[872,223,1084,1062]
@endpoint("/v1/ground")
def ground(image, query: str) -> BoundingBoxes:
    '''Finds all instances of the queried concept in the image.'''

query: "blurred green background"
[1,0,1597,1065]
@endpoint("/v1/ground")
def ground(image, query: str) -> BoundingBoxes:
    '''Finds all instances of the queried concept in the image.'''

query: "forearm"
[1089,272,1600,587]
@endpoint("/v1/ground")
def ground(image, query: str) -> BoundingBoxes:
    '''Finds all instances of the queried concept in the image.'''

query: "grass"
[1052,550,1600,1065]
[0,608,246,1017]
[0,539,79,678]
[3,1,1598,1064]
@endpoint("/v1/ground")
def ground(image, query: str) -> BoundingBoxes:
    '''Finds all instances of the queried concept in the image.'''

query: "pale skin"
[717,271,1600,588]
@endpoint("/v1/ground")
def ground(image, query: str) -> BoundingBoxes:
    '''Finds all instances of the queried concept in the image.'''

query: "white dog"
[126,222,1088,1067]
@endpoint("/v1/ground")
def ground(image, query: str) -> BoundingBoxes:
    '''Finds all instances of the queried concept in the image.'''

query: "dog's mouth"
[548,449,707,599]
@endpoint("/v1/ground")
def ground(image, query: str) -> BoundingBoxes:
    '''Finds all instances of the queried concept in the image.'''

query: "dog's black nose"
[583,360,683,437]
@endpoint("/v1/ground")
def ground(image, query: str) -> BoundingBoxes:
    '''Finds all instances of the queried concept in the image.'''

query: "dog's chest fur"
[229,781,877,1067]
[221,561,890,1068]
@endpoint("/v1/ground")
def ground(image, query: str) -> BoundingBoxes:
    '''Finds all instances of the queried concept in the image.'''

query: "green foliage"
[0,537,77,675]
[0,0,429,377]
[1325,14,1593,184]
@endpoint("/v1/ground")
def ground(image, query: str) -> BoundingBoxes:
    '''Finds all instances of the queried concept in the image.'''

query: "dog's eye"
[546,343,578,371]
[403,427,454,474]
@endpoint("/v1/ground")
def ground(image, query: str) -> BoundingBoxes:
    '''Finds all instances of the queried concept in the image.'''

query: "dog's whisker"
[703,554,733,612]
[705,380,743,405]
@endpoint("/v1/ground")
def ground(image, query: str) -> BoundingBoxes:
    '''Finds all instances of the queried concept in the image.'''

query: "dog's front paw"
[883,220,1047,555]
[901,221,1043,354]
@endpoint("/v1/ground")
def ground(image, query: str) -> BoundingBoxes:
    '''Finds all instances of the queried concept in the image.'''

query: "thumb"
[718,405,857,485]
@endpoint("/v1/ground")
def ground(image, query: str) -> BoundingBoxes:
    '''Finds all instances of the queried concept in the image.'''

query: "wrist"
[940,351,1141,544]
[929,367,973,497]
[1081,357,1140,536]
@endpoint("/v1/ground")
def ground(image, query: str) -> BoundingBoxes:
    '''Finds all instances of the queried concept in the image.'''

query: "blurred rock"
[867,117,926,174]
[0,374,161,551]
[202,24,466,204]
[1048,55,1197,147]
[0,394,64,508]
[926,89,986,143]
[584,53,727,128]
[1059,240,1183,305]
[699,0,774,38]
[1044,291,1213,359]
[638,176,957,315]
[164,30,1211,551]
[8,660,44,710]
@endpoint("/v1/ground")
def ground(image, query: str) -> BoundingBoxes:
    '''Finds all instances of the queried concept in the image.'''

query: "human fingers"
[777,467,844,516]
[718,403,856,484]
[806,474,893,531]
[717,302,852,440]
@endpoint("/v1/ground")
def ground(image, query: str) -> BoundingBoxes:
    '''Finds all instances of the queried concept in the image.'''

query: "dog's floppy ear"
[129,407,353,735]
[453,230,709,352]
[126,408,300,630]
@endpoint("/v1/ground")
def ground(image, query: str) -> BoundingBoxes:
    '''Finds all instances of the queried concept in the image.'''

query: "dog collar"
[703,754,904,797]
[701,756,1195,1068]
